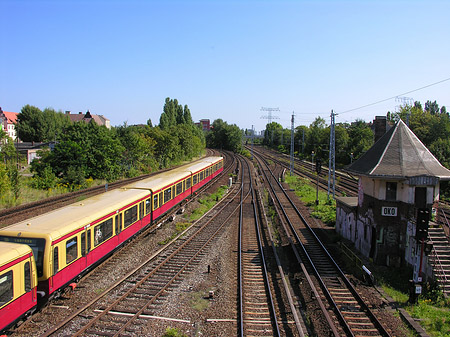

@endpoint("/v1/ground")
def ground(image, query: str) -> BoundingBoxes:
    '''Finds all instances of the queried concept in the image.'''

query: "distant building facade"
[65,110,111,129]
[195,119,210,131]
[0,108,19,140]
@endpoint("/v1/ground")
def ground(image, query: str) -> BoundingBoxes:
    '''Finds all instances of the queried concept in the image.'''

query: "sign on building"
[382,206,397,216]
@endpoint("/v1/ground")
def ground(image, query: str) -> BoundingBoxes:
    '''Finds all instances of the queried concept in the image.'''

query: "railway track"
[0,149,221,227]
[254,152,392,336]
[237,157,280,336]
[248,145,358,197]
[8,151,235,336]
[36,155,243,336]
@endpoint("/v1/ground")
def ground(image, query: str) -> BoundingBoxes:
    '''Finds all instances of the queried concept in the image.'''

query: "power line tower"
[290,112,295,176]
[260,107,280,126]
[395,96,414,126]
[328,110,336,200]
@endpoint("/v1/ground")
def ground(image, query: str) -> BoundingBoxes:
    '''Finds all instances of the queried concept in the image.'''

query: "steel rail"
[257,153,391,336]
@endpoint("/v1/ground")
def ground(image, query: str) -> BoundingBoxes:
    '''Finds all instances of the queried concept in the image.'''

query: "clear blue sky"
[1,0,449,133]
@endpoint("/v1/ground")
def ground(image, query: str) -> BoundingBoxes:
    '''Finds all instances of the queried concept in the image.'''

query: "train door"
[86,227,94,266]
[139,201,144,229]
[80,230,88,270]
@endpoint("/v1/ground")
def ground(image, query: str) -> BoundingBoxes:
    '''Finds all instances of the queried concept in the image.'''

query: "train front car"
[0,242,38,332]
[0,188,150,300]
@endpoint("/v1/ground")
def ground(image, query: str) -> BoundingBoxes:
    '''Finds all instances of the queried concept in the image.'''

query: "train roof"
[0,242,33,266]
[126,168,191,192]
[0,188,149,242]
[126,156,223,192]
[178,156,223,174]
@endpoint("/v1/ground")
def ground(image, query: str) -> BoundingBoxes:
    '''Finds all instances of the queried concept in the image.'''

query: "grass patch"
[158,222,191,245]
[188,185,228,221]
[284,174,336,226]
[162,327,188,337]
[189,290,211,312]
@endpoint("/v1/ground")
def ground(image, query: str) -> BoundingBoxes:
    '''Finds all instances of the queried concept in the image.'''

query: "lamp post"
[350,152,354,164]
[311,151,315,172]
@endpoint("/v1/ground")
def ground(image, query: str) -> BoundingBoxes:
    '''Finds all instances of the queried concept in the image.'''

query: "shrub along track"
[0,149,219,227]
[248,145,358,197]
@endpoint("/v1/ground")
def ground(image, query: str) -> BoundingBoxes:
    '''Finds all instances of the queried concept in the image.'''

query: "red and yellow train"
[0,156,223,332]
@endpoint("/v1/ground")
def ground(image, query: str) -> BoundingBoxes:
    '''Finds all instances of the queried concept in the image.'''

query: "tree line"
[262,100,449,171]
[0,98,207,196]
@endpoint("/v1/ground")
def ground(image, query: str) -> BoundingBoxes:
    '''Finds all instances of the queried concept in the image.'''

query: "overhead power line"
[339,77,450,115]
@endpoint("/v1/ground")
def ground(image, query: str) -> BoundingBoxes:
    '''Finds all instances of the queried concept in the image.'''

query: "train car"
[187,156,223,192]
[0,242,38,332]
[0,188,150,299]
[0,156,223,304]
[126,156,224,221]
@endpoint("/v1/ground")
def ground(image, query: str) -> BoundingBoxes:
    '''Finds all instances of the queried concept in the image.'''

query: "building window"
[386,182,397,201]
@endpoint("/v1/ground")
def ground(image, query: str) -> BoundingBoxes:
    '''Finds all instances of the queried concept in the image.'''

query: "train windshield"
[0,236,46,277]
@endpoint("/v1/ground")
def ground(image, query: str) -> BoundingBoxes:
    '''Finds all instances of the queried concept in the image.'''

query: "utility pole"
[251,125,254,160]
[290,112,295,176]
[328,110,336,200]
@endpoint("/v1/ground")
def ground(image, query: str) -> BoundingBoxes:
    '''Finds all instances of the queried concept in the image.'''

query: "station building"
[336,119,450,285]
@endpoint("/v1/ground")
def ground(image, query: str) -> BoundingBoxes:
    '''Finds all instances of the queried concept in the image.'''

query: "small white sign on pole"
[382,207,397,217]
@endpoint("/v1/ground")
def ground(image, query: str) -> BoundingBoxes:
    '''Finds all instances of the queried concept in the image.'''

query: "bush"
[31,166,58,190]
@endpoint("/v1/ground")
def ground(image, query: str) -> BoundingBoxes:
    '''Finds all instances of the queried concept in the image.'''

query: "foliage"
[16,105,71,142]
[0,162,10,199]
[206,119,243,153]
[285,175,336,225]
[162,327,188,337]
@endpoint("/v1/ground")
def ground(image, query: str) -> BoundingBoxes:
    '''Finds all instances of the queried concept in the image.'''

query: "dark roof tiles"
[346,119,450,180]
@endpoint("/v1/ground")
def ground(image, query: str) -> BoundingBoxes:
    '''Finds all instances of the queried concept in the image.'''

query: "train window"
[193,174,198,185]
[53,247,59,275]
[153,194,158,210]
[0,270,13,306]
[200,171,204,181]
[176,182,183,195]
[24,261,31,292]
[0,237,46,278]
[186,177,191,189]
[146,198,151,215]
[66,237,78,264]
[124,205,138,228]
[87,229,92,252]
[139,202,144,219]
[95,218,114,245]
[164,188,172,203]
[81,232,86,256]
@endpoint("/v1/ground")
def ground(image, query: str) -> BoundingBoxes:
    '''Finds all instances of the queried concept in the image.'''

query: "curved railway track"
[248,146,358,197]
[254,153,392,336]
[8,150,235,336]
[37,155,244,336]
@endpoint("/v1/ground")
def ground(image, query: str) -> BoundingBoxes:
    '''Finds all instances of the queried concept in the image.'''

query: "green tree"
[16,105,70,142]
[347,119,373,161]
[206,119,242,153]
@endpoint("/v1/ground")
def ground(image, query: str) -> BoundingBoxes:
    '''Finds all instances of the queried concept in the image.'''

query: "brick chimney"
[373,116,387,143]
